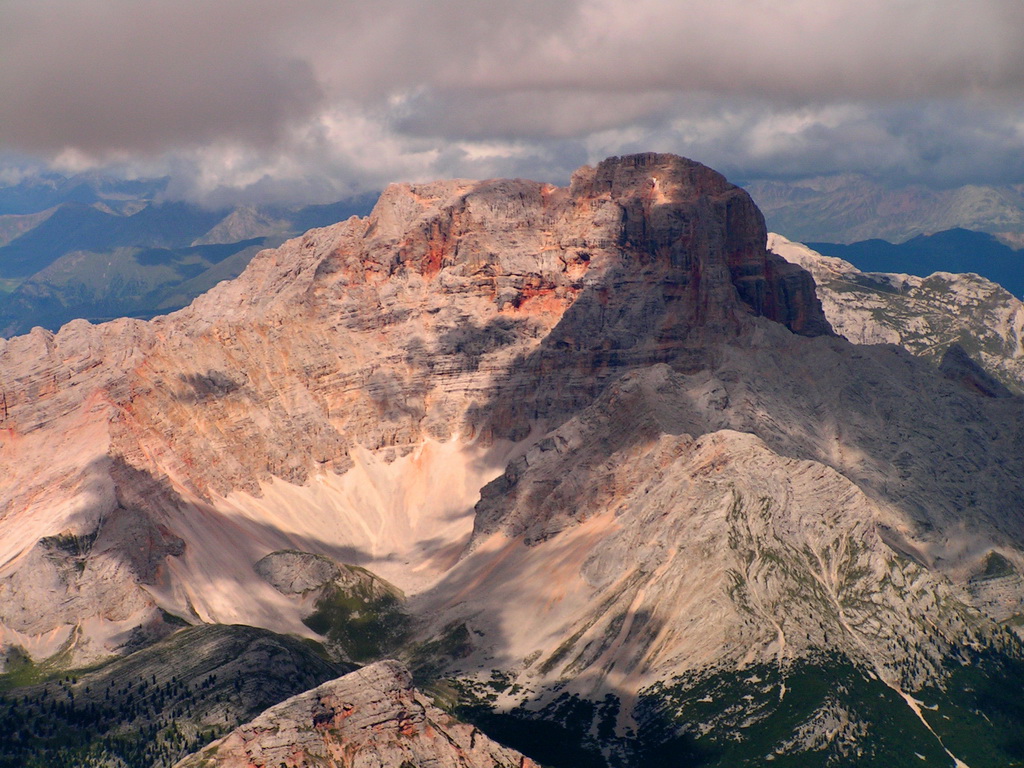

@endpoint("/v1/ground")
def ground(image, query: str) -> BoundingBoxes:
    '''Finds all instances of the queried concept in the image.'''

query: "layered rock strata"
[174,660,534,768]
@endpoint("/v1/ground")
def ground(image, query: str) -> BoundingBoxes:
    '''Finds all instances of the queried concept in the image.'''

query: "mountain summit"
[2,154,1023,766]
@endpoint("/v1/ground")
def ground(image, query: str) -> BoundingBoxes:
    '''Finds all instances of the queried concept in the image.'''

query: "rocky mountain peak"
[5,157,1024,768]
[0,157,848,690]
[570,151,734,200]
[0,154,830,662]
[355,152,831,338]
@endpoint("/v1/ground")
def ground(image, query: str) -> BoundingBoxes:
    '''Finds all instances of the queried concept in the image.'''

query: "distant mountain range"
[808,228,1024,299]
[0,171,169,217]
[0,171,376,336]
[745,174,1024,244]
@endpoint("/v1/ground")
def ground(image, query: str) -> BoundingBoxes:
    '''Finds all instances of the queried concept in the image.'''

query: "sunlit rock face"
[2,154,1024,765]
[173,660,535,768]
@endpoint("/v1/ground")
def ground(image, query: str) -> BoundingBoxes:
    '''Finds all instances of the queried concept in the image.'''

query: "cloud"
[652,99,1024,187]
[0,0,322,155]
[2,0,1023,199]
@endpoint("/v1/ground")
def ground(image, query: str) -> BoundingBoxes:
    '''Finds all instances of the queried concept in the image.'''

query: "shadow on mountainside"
[452,183,1024,551]
[404,591,716,768]
[104,456,382,569]
[1,452,713,766]
[371,156,1024,766]
[0,454,386,652]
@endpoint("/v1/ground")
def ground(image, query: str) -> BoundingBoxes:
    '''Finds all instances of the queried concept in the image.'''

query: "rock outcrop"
[255,550,346,595]
[174,660,535,768]
[769,232,1024,393]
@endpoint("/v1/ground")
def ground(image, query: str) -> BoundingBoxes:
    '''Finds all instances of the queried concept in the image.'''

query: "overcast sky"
[2,0,1023,203]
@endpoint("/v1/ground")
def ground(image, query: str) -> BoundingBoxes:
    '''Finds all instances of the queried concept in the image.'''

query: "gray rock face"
[174,660,535,768]
[769,232,1024,393]
[254,550,342,595]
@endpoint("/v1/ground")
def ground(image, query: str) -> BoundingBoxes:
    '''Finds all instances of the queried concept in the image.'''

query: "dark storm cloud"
[3,0,1023,198]
[0,0,581,155]
[0,0,324,155]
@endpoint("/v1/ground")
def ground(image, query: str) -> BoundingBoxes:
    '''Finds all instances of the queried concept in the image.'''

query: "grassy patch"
[915,643,1024,766]
[973,552,1017,581]
[408,622,474,685]
[39,531,98,557]
[302,582,411,663]
[634,647,1024,768]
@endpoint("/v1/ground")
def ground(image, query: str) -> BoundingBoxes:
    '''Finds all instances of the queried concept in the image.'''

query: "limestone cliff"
[0,153,831,664]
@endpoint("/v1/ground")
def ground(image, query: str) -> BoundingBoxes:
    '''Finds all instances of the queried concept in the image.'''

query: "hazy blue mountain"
[0,170,377,336]
[0,239,269,335]
[0,172,169,216]
[0,202,227,279]
[744,175,1024,244]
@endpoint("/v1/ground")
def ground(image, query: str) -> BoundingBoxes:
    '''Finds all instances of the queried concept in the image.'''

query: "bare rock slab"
[174,660,536,768]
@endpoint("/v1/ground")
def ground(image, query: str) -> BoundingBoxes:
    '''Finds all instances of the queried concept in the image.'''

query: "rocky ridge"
[769,232,1024,393]
[174,660,534,768]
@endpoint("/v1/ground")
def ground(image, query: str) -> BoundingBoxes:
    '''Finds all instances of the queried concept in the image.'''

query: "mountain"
[0,201,228,278]
[0,171,169,216]
[0,238,275,336]
[2,154,1024,767]
[745,175,1024,244]
[0,183,377,336]
[770,233,1024,395]
[805,228,1024,299]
